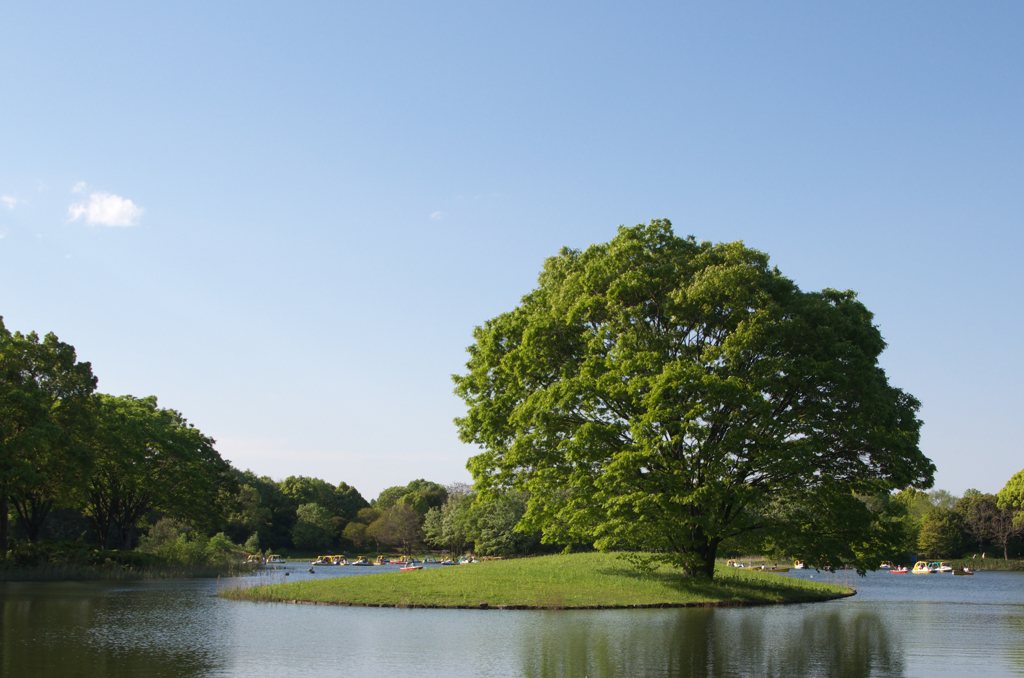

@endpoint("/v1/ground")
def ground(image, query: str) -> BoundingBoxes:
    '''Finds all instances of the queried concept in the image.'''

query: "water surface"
[2,563,1022,677]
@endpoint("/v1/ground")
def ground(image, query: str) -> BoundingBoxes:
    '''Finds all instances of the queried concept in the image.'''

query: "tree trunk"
[12,495,53,543]
[0,489,8,553]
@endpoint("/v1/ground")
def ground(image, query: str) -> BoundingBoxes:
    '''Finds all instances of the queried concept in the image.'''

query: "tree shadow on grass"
[595,565,840,602]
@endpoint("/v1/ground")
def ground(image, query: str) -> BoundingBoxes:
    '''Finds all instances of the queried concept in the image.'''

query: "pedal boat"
[311,555,339,566]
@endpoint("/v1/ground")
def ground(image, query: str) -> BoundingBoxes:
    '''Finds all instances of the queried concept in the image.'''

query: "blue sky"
[2,2,1021,500]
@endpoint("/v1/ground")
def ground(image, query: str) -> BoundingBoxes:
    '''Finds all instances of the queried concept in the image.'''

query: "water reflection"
[0,581,225,678]
[2,570,1023,677]
[521,607,903,678]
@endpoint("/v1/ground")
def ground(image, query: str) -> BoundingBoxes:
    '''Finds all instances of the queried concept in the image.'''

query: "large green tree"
[0,319,97,548]
[291,502,334,550]
[998,469,1024,528]
[454,221,935,578]
[84,394,230,549]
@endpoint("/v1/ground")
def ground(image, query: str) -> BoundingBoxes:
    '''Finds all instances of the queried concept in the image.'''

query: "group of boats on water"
[309,555,480,571]
[726,558,974,576]
[880,560,975,575]
[245,554,483,572]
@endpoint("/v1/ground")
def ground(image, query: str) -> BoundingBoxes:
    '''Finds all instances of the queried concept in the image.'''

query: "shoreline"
[237,590,857,611]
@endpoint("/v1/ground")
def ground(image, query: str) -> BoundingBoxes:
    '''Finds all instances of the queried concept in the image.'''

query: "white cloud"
[430,211,442,220]
[68,192,144,227]
[72,181,87,193]
[1,195,17,209]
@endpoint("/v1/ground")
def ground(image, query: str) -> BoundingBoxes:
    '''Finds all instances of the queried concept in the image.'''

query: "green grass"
[219,552,853,609]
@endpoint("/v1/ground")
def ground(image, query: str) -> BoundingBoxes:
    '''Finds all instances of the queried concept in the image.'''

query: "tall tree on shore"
[84,394,229,549]
[367,505,422,555]
[454,222,935,578]
[998,469,1024,527]
[0,319,96,548]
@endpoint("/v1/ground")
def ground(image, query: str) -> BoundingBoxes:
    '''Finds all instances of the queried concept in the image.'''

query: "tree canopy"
[454,221,935,577]
[84,394,230,549]
[998,469,1024,528]
[0,319,97,547]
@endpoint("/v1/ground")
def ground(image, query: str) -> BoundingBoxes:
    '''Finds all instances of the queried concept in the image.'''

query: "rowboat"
[890,566,908,573]
[954,569,974,576]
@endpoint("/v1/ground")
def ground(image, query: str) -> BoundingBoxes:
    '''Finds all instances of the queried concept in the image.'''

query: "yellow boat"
[912,561,936,574]
[245,554,263,565]
[266,555,285,564]
[311,555,339,566]
[880,561,894,569]
[793,560,805,570]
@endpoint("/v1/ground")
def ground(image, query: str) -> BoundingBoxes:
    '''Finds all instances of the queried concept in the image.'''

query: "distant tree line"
[893,468,1024,560]
[0,318,551,560]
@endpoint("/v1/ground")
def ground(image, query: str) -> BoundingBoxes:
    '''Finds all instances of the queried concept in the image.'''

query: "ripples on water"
[2,565,1023,677]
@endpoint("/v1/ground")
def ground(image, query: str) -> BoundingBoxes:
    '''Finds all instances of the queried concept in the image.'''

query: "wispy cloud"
[1,195,18,209]
[68,191,144,227]
[430,211,442,220]
[72,181,87,193]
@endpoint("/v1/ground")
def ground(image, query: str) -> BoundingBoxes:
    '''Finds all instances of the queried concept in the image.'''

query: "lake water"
[2,562,1023,677]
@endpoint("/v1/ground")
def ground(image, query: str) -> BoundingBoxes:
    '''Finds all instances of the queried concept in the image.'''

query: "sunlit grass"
[219,552,851,608]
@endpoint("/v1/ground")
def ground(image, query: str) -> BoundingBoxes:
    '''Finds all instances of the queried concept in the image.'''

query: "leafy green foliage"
[0,318,97,546]
[467,490,539,556]
[423,494,475,555]
[291,502,335,550]
[138,517,239,566]
[342,521,367,547]
[83,394,230,549]
[367,505,422,555]
[998,469,1024,528]
[374,479,447,515]
[917,507,966,558]
[454,222,935,577]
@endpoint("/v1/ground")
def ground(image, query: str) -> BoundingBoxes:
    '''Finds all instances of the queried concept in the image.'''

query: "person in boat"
[963,566,971,573]
[308,567,315,574]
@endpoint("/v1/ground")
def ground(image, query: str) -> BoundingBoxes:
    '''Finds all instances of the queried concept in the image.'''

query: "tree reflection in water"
[0,581,225,678]
[523,607,904,678]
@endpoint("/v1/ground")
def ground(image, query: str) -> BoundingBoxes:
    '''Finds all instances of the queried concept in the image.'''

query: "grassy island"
[220,552,854,609]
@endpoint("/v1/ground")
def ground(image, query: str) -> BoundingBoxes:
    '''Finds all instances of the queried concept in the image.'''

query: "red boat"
[399,566,423,571]
[890,566,908,573]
